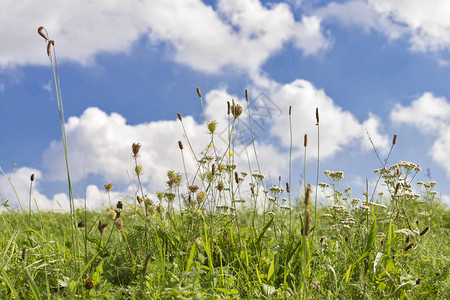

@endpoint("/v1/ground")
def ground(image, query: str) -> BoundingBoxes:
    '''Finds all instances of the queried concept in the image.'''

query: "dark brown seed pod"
[289,106,291,116]
[22,248,27,260]
[419,226,430,236]
[132,143,141,157]
[393,134,398,145]
[38,26,48,40]
[78,220,86,228]
[227,101,230,115]
[286,182,290,193]
[315,107,319,125]
[234,171,239,184]
[304,134,308,147]
[85,277,94,290]
[177,112,182,121]
[305,184,312,206]
[196,87,202,98]
[404,242,414,251]
[304,210,311,236]
[98,220,108,234]
[178,141,183,150]
[30,174,35,182]
[211,164,215,176]
[245,89,248,102]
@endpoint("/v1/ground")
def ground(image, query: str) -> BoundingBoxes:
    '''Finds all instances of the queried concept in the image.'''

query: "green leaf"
[186,243,196,272]
[256,218,273,246]
[267,258,275,282]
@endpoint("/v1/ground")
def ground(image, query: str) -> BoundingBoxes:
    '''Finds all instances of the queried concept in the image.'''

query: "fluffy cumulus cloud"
[390,92,450,177]
[0,0,330,73]
[268,79,389,159]
[315,0,450,55]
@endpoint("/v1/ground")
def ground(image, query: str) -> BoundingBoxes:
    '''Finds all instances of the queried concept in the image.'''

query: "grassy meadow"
[0,27,449,299]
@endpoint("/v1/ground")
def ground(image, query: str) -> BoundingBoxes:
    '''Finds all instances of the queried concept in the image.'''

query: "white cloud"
[268,79,389,159]
[315,0,450,55]
[390,92,450,177]
[0,0,330,73]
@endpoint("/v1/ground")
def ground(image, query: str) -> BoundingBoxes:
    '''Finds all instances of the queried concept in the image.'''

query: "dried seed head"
[178,141,183,150]
[231,103,243,119]
[115,218,124,230]
[393,134,398,145]
[419,226,430,236]
[177,112,182,121]
[305,184,312,206]
[143,252,154,274]
[196,87,202,98]
[304,210,311,236]
[98,220,108,234]
[135,165,143,175]
[207,120,217,134]
[132,143,141,157]
[234,171,239,184]
[227,101,230,115]
[188,185,199,193]
[78,220,86,228]
[30,174,35,182]
[289,106,292,116]
[304,134,308,147]
[286,182,290,193]
[197,191,207,203]
[404,242,414,251]
[245,89,249,102]
[47,40,54,57]
[85,277,94,290]
[211,164,215,175]
[394,182,401,196]
[104,183,113,192]
[116,201,123,209]
[37,26,48,40]
[22,248,27,260]
[315,107,319,124]
[137,195,143,204]
[217,181,224,191]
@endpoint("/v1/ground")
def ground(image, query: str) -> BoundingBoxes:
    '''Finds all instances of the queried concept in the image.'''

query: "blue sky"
[1,0,450,210]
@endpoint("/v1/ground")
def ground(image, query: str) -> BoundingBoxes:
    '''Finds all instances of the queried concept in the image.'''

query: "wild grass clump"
[0,26,448,299]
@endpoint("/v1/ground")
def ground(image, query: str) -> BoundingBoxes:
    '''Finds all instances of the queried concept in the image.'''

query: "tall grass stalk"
[314,107,320,230]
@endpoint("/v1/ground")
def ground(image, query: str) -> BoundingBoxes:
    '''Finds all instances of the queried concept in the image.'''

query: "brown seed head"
[234,171,239,184]
[37,26,48,40]
[211,164,215,175]
[404,242,414,251]
[289,106,292,116]
[143,252,154,274]
[22,248,27,260]
[196,87,202,98]
[116,218,124,230]
[132,143,141,157]
[315,107,319,124]
[30,174,35,182]
[305,184,312,206]
[178,140,183,150]
[286,182,290,193]
[231,103,243,119]
[78,220,86,228]
[419,226,430,236]
[137,195,143,204]
[177,112,182,121]
[304,134,308,147]
[304,210,311,236]
[227,101,230,115]
[394,182,401,196]
[393,134,398,145]
[47,40,54,57]
[104,183,113,192]
[189,185,199,193]
[217,181,224,191]
[98,220,108,234]
[85,277,94,290]
[116,201,123,209]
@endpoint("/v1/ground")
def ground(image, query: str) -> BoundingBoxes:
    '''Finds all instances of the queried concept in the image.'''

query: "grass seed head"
[393,134,398,145]
[30,174,35,182]
[132,143,141,157]
[235,171,239,184]
[196,87,202,98]
[104,183,113,192]
[305,184,312,206]
[419,226,430,236]
[46,40,54,57]
[207,120,217,134]
[305,210,311,236]
[404,242,414,251]
[178,140,183,150]
[217,181,224,191]
[189,185,199,193]
[177,112,182,121]
[245,89,248,101]
[286,182,290,193]
[116,218,124,230]
[98,220,108,234]
[85,277,94,290]
[197,191,207,203]
[316,107,319,124]
[22,248,27,260]
[231,102,243,119]
[304,134,308,147]
[37,26,48,40]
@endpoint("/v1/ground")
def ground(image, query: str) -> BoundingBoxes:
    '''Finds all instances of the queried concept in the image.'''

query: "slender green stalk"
[288,106,293,236]
[314,108,320,231]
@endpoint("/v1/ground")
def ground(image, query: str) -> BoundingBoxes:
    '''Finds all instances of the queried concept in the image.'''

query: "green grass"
[0,26,449,299]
